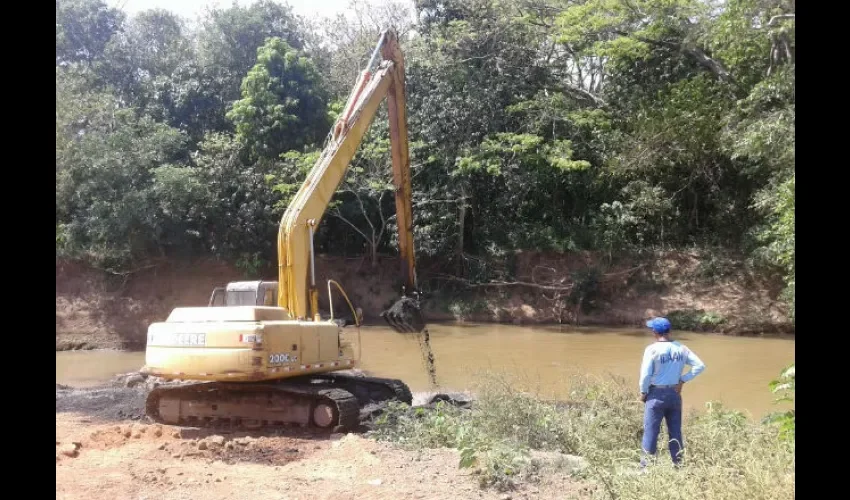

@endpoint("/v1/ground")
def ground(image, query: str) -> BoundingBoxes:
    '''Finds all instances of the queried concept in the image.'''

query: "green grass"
[368,373,794,499]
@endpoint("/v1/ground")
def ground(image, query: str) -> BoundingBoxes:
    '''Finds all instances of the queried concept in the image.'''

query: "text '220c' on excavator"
[140,30,426,432]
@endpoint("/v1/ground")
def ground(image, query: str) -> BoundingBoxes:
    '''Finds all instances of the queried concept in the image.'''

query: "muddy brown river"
[56,323,794,418]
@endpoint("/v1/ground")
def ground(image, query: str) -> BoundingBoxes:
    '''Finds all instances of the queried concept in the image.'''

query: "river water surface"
[56,323,794,418]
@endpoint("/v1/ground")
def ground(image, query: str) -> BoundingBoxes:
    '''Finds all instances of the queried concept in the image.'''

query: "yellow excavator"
[140,30,426,432]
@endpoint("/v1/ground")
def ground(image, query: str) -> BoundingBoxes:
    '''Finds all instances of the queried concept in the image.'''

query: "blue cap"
[646,317,671,334]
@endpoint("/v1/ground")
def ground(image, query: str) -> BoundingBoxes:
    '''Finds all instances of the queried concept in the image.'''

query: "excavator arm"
[384,33,417,297]
[276,29,423,333]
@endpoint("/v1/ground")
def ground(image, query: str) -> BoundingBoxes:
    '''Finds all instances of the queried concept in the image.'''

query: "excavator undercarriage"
[145,372,411,432]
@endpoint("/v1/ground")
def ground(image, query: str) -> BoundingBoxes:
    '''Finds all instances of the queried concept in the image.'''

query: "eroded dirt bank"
[56,375,586,500]
[56,251,793,350]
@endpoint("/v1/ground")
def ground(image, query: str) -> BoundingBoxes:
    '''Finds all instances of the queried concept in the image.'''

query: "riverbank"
[56,250,793,351]
[55,372,794,500]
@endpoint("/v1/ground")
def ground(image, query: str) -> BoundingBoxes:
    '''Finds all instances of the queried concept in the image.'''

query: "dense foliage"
[55,0,794,314]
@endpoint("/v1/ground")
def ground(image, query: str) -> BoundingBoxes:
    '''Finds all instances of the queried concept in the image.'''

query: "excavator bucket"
[380,295,426,333]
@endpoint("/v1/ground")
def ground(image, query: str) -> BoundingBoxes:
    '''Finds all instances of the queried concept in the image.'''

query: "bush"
[447,298,488,321]
[667,308,727,331]
[370,372,794,499]
[693,252,742,283]
[762,363,795,441]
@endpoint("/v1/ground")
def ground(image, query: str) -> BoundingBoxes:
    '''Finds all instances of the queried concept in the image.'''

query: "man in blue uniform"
[639,317,705,468]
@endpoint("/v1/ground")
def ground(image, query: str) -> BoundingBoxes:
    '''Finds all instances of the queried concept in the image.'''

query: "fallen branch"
[94,263,158,277]
[433,274,576,291]
[767,14,795,27]
[601,264,646,277]
[615,30,736,86]
[430,264,645,292]
[547,84,608,108]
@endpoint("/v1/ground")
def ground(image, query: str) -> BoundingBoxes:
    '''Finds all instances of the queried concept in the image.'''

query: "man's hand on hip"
[639,393,647,403]
[674,382,683,394]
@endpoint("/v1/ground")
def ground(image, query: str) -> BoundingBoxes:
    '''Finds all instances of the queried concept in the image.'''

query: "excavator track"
[310,372,413,407]
[144,374,412,432]
[145,380,361,432]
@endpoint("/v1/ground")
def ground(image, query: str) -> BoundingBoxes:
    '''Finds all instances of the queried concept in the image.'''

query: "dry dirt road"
[56,383,587,500]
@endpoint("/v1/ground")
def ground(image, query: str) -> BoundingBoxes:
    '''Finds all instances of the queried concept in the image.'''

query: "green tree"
[53,0,795,310]
[405,0,566,263]
[56,67,190,268]
[227,37,329,160]
[195,0,307,134]
[56,0,124,65]
[312,0,416,100]
[716,2,795,317]
[101,9,196,126]
[190,133,282,263]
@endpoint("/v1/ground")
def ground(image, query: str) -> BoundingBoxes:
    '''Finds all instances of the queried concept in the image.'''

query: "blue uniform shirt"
[639,340,705,393]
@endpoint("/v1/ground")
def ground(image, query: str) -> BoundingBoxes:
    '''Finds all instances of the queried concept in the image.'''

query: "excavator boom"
[276,30,423,332]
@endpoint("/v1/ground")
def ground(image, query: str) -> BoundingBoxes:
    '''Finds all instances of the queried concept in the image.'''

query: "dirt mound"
[56,385,148,421]
[56,372,199,422]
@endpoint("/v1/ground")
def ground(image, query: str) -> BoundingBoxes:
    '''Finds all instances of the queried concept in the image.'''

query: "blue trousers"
[641,386,683,466]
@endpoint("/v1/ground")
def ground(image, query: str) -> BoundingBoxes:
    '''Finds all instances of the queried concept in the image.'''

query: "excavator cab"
[207,281,279,307]
[207,279,424,332]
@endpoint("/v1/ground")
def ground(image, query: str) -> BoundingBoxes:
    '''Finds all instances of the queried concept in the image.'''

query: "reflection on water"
[56,323,794,418]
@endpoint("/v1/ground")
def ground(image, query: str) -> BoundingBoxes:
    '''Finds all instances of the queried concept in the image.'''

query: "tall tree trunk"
[456,186,467,276]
